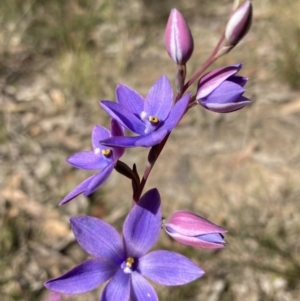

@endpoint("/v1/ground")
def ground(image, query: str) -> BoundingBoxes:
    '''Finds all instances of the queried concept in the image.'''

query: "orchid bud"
[164,211,227,249]
[225,1,253,46]
[165,8,194,65]
[196,64,251,113]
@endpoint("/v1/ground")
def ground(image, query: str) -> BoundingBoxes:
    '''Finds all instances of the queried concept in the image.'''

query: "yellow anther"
[101,149,112,157]
[126,257,135,267]
[148,116,159,124]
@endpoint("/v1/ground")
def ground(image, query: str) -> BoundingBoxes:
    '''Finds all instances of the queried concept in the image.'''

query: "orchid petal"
[44,259,117,294]
[116,84,144,115]
[229,75,248,87]
[123,189,161,258]
[70,216,124,263]
[67,151,108,170]
[100,128,169,148]
[165,229,225,249]
[201,96,250,113]
[139,250,204,286]
[84,163,115,196]
[203,81,244,104]
[160,93,190,131]
[110,119,125,159]
[100,269,130,301]
[197,64,242,98]
[130,272,158,301]
[144,76,173,121]
[59,174,95,205]
[100,101,145,135]
[92,125,111,150]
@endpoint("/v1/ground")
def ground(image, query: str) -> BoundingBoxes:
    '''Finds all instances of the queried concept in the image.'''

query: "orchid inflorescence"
[45,1,253,300]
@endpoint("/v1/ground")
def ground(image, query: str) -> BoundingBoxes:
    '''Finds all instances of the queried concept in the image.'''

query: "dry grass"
[0,0,300,300]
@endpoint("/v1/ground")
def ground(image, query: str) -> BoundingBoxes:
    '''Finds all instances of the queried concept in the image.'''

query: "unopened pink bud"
[164,211,227,249]
[165,8,194,65]
[225,1,252,46]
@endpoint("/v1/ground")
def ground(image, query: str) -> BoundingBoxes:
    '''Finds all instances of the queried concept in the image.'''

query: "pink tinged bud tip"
[225,0,253,46]
[165,8,194,65]
[164,211,227,249]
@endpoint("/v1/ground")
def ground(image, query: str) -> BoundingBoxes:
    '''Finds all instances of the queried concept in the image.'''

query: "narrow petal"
[139,250,204,286]
[44,259,117,294]
[84,163,114,196]
[71,216,124,263]
[110,119,125,159]
[159,93,190,132]
[100,129,169,148]
[92,125,111,150]
[100,269,130,301]
[59,174,95,205]
[100,101,145,135]
[130,272,158,301]
[123,189,161,258]
[67,151,107,170]
[197,64,241,98]
[116,84,144,115]
[144,76,173,121]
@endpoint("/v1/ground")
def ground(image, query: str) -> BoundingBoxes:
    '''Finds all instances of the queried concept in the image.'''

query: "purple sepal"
[165,8,194,64]
[44,259,117,294]
[197,64,242,98]
[130,272,159,301]
[70,216,124,263]
[139,250,204,285]
[123,189,161,258]
[100,269,130,301]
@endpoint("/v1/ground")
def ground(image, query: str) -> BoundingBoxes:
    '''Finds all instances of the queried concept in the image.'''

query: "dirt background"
[1,0,300,300]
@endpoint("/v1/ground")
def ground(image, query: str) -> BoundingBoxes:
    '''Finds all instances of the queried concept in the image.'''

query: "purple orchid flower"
[59,119,125,205]
[196,64,251,113]
[164,211,227,249]
[45,189,204,301]
[99,75,190,148]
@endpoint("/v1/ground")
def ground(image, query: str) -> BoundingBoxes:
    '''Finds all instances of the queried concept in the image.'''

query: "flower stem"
[182,32,225,94]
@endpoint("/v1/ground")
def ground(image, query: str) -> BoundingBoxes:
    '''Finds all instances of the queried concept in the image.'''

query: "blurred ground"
[1,0,300,300]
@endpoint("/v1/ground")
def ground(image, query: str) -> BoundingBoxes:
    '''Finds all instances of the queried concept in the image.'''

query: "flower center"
[148,116,159,124]
[122,257,135,274]
[101,149,112,157]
